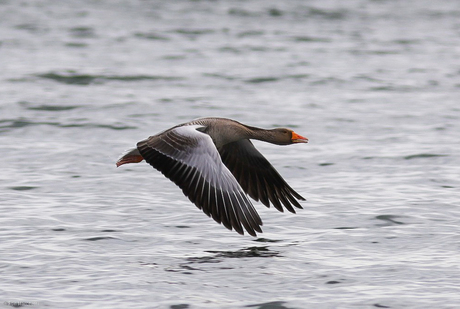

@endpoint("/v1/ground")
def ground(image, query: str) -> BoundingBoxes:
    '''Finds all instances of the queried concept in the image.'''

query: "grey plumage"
[118,117,308,236]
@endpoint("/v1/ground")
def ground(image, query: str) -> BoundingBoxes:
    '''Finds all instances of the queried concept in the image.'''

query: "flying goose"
[117,117,308,236]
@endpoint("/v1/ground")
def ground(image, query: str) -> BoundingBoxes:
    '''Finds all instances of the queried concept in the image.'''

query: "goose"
[117,117,308,236]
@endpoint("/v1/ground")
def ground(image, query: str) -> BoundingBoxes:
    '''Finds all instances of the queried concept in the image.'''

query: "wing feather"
[218,139,305,213]
[137,125,263,236]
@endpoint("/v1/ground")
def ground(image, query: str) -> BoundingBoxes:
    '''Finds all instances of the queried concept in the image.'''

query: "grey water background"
[1,0,460,308]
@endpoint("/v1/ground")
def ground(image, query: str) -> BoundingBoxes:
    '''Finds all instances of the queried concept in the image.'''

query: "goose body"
[117,117,308,236]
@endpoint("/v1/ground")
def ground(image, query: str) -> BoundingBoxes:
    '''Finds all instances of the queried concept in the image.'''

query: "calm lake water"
[1,0,460,308]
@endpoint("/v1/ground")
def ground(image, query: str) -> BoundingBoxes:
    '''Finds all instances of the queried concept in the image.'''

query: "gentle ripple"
[1,0,460,308]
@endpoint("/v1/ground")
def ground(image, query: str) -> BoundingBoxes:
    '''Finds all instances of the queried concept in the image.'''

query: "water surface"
[1,0,460,308]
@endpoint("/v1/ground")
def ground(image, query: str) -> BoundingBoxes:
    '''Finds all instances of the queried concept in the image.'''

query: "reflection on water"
[246,301,294,309]
[162,246,281,275]
[374,215,405,226]
[205,246,280,259]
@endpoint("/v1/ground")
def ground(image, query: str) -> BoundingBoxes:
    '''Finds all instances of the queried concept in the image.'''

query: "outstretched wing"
[137,125,263,236]
[218,139,305,213]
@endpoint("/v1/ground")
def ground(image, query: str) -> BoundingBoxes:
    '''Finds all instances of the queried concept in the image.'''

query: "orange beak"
[291,131,308,143]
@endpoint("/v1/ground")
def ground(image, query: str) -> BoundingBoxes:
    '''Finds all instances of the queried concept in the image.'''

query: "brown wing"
[136,125,263,236]
[218,139,305,213]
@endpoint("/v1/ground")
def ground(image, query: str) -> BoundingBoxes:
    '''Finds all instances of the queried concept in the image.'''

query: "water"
[1,0,460,308]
